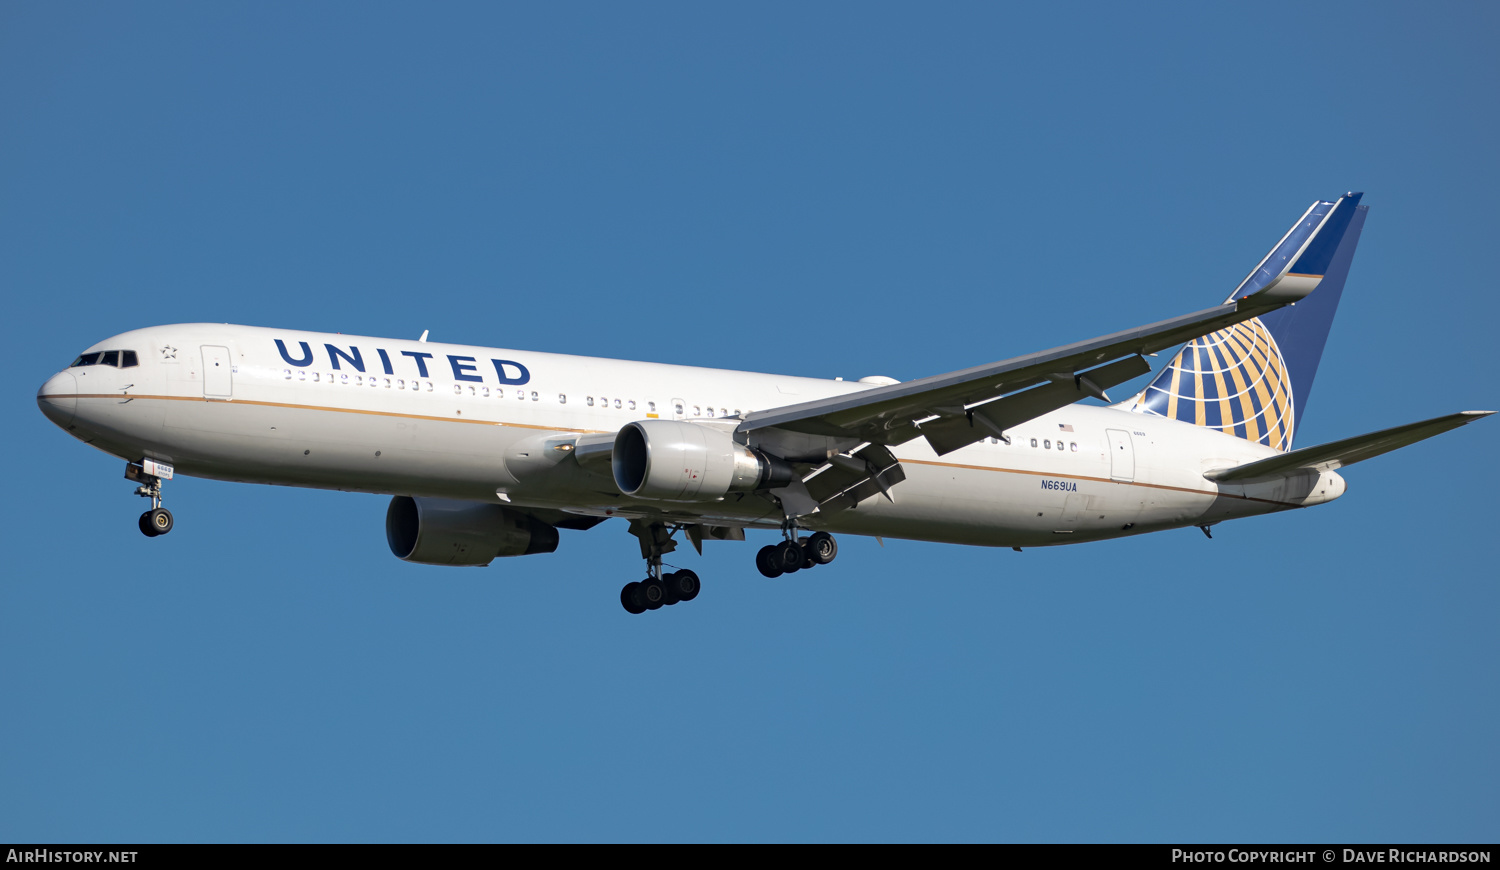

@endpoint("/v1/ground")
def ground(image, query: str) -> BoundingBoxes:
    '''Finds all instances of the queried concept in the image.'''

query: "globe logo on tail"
[1129,317,1295,452]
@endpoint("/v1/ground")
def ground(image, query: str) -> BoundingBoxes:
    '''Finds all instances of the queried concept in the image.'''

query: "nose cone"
[37,371,78,429]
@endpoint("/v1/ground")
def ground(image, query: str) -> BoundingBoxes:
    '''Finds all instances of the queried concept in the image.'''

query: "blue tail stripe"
[1256,202,1368,428]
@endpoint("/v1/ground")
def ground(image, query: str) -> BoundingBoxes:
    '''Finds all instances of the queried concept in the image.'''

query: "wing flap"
[919,355,1153,456]
[802,443,905,515]
[1204,411,1494,483]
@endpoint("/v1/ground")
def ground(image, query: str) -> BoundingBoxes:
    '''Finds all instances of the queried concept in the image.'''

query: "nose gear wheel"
[126,461,175,538]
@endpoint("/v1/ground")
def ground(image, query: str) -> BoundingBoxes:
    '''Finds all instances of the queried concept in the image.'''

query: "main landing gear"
[619,569,701,615]
[755,529,838,578]
[620,520,702,615]
[615,520,841,613]
[125,460,174,538]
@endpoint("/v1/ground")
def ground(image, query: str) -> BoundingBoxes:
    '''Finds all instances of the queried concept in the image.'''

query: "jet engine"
[385,496,559,566]
[612,419,796,501]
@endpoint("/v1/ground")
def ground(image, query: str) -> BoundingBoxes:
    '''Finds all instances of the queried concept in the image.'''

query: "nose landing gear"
[126,460,174,538]
[138,507,173,537]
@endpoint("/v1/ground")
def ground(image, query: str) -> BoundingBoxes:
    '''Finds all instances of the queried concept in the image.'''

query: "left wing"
[739,286,1303,456]
[738,192,1364,459]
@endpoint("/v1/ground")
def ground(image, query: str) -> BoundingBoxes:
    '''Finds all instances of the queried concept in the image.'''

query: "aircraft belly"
[66,396,166,461]
[146,400,534,499]
[812,461,1193,547]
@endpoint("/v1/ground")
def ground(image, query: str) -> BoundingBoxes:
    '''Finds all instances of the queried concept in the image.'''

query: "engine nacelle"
[612,419,795,501]
[385,496,559,567]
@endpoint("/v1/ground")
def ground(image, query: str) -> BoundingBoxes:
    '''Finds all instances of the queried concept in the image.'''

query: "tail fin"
[1122,192,1368,451]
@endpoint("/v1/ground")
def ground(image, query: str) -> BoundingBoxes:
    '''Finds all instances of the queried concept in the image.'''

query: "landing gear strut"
[126,460,174,538]
[619,520,702,615]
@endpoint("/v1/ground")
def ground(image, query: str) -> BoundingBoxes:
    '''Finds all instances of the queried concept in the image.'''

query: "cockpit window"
[70,349,139,368]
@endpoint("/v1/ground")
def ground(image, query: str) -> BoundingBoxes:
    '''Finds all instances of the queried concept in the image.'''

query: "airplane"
[36,192,1492,614]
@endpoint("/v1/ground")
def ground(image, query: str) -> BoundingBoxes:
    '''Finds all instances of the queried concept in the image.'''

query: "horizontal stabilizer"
[1204,410,1494,483]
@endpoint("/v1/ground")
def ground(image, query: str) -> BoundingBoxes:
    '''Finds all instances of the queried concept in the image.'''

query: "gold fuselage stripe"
[65,393,1306,508]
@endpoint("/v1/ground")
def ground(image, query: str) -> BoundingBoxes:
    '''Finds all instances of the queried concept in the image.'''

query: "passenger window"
[1057,440,1064,450]
[397,379,405,389]
[340,374,349,384]
[586,396,594,407]
[298,370,306,381]
[693,406,701,416]
[121,350,138,368]
[628,400,636,410]
[613,398,621,409]
[453,384,462,395]
[559,394,566,404]
[530,391,538,401]
[734,409,741,417]
[495,387,503,398]
[706,407,715,417]
[648,401,656,413]
[425,381,433,392]
[1044,439,1051,449]
[481,386,489,398]
[1070,442,1078,452]
[1031,438,1038,448]
[283,369,293,379]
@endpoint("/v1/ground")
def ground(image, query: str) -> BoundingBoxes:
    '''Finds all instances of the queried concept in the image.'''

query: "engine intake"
[386,496,559,566]
[612,419,795,501]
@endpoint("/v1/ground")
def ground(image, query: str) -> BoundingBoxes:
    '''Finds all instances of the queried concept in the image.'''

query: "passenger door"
[201,345,233,399]
[1106,429,1134,481]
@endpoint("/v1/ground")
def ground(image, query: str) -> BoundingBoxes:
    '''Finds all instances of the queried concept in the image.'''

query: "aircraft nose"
[37,370,78,429]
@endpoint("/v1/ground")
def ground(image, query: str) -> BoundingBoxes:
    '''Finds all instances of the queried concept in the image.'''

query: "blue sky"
[3,2,1497,843]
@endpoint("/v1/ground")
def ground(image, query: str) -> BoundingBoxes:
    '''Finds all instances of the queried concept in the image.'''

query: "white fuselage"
[37,324,1346,548]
